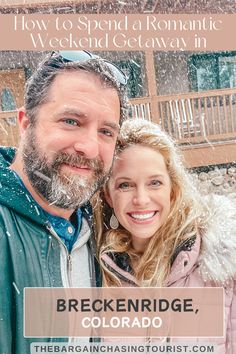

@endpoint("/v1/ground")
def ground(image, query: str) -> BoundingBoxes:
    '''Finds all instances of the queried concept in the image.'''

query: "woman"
[94,118,236,350]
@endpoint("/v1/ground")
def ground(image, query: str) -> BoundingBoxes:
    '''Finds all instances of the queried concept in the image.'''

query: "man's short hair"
[24,52,129,125]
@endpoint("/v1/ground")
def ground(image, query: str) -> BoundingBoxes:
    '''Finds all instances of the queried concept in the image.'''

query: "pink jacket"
[101,195,236,353]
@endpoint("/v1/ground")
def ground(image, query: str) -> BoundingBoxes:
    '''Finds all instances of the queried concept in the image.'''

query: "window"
[115,58,145,99]
[1,88,16,111]
[188,52,236,92]
[219,56,236,89]
[0,88,17,126]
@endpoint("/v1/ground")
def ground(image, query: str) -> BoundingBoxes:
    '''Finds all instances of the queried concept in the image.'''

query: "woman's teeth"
[130,212,156,220]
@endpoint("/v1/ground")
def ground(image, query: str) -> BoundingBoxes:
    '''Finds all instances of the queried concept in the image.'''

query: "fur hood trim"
[198,194,236,284]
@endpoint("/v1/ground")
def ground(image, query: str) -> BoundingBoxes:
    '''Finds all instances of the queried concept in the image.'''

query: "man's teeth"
[130,212,156,220]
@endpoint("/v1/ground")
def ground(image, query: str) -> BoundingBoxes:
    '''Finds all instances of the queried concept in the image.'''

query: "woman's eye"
[150,180,161,187]
[64,119,78,126]
[118,182,130,190]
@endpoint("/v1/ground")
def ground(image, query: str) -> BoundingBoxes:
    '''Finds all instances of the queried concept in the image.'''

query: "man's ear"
[18,107,30,136]
[103,185,113,208]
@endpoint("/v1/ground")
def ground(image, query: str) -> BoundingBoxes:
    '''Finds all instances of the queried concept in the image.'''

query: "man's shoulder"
[0,194,46,241]
[0,203,16,241]
[0,201,13,221]
[0,201,21,227]
[0,154,46,226]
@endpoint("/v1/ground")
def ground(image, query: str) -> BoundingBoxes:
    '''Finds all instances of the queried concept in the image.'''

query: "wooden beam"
[144,51,160,124]
[182,141,236,168]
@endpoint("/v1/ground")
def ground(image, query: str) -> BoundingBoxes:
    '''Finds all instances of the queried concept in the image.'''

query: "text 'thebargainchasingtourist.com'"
[31,343,217,354]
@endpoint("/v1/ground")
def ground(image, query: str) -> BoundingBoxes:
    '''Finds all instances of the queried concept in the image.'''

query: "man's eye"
[100,128,114,137]
[64,119,78,126]
[118,182,130,190]
[150,180,162,187]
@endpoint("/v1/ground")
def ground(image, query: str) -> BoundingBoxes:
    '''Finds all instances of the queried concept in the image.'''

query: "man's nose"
[132,187,150,206]
[73,132,99,159]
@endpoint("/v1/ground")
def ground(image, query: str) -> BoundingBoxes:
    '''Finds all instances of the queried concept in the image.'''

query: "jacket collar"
[167,234,200,285]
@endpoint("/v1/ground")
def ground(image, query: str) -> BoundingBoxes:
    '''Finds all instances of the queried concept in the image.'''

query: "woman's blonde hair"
[94,119,206,287]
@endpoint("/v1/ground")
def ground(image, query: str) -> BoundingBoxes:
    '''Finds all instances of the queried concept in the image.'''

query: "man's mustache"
[52,152,104,175]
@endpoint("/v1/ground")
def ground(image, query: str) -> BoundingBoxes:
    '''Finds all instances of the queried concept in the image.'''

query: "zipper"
[46,235,53,265]
[45,222,72,287]
[88,237,98,288]
[67,254,73,287]
[45,221,94,288]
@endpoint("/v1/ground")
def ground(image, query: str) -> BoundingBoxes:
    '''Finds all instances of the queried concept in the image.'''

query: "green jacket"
[0,147,100,354]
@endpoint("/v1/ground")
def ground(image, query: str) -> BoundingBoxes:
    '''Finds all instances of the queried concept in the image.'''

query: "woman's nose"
[132,187,150,206]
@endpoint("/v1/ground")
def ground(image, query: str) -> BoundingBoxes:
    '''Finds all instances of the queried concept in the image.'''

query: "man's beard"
[22,128,109,209]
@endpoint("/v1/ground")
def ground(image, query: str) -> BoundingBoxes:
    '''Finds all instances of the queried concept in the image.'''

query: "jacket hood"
[169,194,236,285]
[197,194,236,284]
[0,146,46,225]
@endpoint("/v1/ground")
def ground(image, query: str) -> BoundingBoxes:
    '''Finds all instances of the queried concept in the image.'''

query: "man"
[0,51,128,353]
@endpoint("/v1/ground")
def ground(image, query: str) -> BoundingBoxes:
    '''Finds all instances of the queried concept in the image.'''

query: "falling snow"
[12,282,20,294]
[34,170,51,182]
[34,206,40,216]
